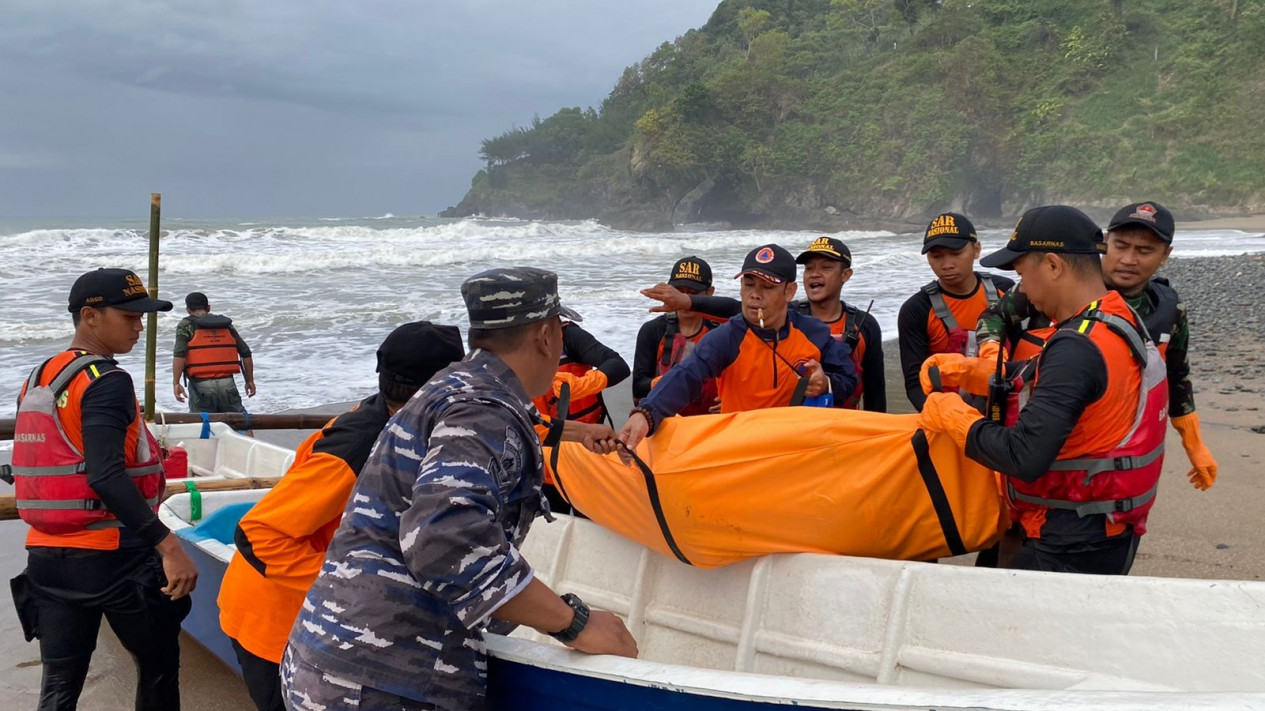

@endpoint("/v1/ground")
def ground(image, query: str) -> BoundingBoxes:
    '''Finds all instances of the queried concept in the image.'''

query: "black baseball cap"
[980,205,1105,270]
[68,268,173,313]
[461,267,582,330]
[667,256,712,290]
[735,244,797,285]
[185,292,210,310]
[921,213,978,254]
[1107,202,1175,244]
[796,236,852,267]
[376,321,465,388]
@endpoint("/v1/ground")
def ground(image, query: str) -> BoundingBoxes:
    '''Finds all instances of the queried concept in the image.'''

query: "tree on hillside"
[738,7,773,58]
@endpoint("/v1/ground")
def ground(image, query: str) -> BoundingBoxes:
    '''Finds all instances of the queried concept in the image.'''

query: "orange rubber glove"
[552,370,609,400]
[919,354,994,396]
[977,340,1002,363]
[1172,413,1217,491]
[918,392,985,448]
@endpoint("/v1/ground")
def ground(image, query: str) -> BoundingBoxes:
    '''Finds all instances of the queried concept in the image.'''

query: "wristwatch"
[549,593,590,644]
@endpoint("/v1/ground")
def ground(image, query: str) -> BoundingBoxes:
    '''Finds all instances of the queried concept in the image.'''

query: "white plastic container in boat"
[160,485,1265,710]
[148,420,296,482]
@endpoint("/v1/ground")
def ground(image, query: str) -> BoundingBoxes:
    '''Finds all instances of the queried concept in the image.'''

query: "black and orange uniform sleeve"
[638,310,856,430]
[686,294,742,320]
[562,323,629,385]
[79,367,169,548]
[898,273,1014,410]
[218,394,390,664]
[632,317,669,400]
[856,314,886,413]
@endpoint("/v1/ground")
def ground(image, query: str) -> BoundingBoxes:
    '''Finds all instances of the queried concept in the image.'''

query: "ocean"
[2,214,1263,425]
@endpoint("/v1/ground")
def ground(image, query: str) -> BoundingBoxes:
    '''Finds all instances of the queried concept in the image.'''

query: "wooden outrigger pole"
[144,192,161,422]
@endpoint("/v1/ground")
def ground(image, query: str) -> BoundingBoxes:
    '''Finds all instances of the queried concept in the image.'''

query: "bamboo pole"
[144,193,161,422]
[0,475,283,522]
[0,412,331,440]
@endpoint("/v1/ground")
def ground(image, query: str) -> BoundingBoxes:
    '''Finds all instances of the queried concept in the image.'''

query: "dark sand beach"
[1,253,1263,707]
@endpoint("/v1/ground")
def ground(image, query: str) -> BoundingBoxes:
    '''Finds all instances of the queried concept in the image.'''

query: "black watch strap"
[549,593,589,644]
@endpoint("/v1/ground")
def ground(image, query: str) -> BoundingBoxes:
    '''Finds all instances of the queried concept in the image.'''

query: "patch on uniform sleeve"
[489,426,524,495]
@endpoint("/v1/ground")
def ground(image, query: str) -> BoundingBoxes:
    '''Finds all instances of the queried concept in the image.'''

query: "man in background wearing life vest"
[632,256,721,415]
[974,201,1217,492]
[172,291,255,414]
[794,237,886,412]
[217,321,465,711]
[919,206,1167,575]
[619,244,857,453]
[6,268,199,709]
[898,213,1014,411]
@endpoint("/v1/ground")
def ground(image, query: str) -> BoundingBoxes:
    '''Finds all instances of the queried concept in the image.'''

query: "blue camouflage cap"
[461,267,582,330]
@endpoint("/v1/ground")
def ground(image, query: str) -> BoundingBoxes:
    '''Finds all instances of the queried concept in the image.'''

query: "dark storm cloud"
[0,0,718,217]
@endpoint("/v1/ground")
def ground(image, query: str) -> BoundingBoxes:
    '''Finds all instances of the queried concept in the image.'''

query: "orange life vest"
[1007,296,1167,539]
[185,314,242,379]
[10,350,165,549]
[924,275,1002,362]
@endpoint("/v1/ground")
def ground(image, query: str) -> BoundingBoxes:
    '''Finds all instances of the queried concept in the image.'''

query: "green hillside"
[442,0,1265,230]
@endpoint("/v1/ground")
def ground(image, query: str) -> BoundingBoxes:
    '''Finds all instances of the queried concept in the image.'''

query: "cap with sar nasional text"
[796,236,852,266]
[667,256,713,290]
[1107,201,1175,244]
[461,267,582,330]
[980,205,1105,270]
[922,213,978,254]
[68,268,173,313]
[735,244,797,285]
[376,321,465,388]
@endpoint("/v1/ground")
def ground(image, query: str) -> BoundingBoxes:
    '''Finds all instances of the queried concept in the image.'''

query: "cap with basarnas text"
[376,321,465,388]
[980,205,1105,270]
[667,256,712,289]
[796,236,852,266]
[735,244,797,284]
[461,267,582,330]
[68,268,173,313]
[921,213,978,254]
[1107,201,1175,244]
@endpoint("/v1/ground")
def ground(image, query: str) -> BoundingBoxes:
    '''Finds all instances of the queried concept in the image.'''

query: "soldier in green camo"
[976,201,1217,492]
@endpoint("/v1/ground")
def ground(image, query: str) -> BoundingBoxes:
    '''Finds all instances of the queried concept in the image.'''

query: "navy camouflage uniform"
[284,267,580,711]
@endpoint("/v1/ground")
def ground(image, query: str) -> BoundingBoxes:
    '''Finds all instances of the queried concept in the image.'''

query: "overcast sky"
[0,1,718,218]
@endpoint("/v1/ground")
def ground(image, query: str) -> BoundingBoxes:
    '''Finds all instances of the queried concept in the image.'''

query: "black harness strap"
[617,442,692,566]
[911,429,968,556]
[547,383,574,507]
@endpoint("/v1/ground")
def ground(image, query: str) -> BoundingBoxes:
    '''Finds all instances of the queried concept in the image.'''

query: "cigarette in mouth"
[758,308,765,329]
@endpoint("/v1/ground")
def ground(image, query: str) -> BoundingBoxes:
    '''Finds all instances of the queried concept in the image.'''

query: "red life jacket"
[185,314,242,379]
[657,314,718,417]
[1006,305,1168,536]
[10,352,165,536]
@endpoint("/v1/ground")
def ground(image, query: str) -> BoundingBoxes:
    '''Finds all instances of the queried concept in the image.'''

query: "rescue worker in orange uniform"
[172,291,255,413]
[217,321,465,711]
[794,237,885,412]
[632,256,721,415]
[974,201,1217,491]
[919,206,1166,575]
[619,244,857,451]
[5,268,198,709]
[898,213,1014,410]
[532,322,629,426]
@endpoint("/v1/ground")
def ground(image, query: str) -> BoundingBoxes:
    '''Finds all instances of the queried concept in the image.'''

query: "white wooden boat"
[157,433,1265,710]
